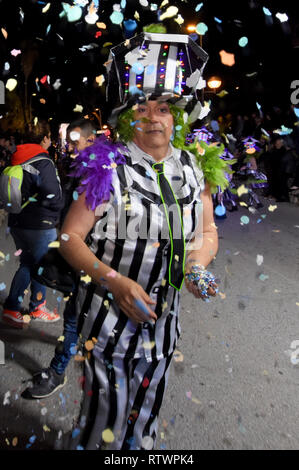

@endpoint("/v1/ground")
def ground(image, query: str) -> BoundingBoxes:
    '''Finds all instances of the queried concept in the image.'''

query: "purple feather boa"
[69,136,127,211]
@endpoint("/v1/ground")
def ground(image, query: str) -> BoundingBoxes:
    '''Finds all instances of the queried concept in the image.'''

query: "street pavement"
[1,197,299,450]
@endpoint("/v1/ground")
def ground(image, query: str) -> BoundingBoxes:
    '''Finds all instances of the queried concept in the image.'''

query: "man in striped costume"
[59,32,219,450]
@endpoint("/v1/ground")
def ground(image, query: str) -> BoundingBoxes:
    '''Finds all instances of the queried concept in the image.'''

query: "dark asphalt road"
[1,197,299,450]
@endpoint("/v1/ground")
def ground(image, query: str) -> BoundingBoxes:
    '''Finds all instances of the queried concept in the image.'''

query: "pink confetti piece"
[107,270,117,278]
[14,249,22,256]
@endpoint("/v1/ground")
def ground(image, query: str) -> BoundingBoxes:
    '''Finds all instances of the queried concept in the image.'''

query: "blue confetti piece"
[175,125,182,131]
[89,153,96,160]
[146,64,155,75]
[57,296,62,303]
[70,345,77,355]
[72,428,81,439]
[38,267,44,275]
[18,296,23,303]
[195,2,203,11]
[76,445,84,450]
[108,152,115,159]
[0,282,6,291]
[107,292,114,300]
[73,191,79,201]
[29,435,37,444]
[132,62,144,74]
[5,254,10,261]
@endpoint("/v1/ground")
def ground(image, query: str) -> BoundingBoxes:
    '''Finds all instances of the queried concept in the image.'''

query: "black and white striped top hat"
[106,32,209,125]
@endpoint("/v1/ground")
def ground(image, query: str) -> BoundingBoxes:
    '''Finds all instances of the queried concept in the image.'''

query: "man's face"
[132,100,174,153]
[68,127,96,152]
[274,138,284,150]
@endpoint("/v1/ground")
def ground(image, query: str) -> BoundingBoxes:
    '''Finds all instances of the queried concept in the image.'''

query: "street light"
[207,76,222,92]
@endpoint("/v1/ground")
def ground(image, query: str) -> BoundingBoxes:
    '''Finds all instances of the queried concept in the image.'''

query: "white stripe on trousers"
[72,350,173,450]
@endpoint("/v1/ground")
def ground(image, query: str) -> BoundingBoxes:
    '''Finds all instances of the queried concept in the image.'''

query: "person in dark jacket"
[2,120,64,328]
[22,118,97,399]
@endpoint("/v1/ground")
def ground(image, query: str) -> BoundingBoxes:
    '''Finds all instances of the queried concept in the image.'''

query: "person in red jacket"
[2,120,64,328]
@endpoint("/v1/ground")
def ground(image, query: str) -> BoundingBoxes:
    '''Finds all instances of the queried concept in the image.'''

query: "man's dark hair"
[66,119,96,141]
[24,120,51,144]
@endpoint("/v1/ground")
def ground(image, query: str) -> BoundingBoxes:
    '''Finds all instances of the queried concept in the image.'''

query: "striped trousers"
[72,349,173,450]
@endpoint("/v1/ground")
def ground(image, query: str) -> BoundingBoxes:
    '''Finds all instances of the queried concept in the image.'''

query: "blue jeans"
[4,227,57,312]
[50,284,79,375]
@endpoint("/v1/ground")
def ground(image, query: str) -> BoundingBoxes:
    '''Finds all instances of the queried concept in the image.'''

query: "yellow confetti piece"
[296,303,299,307]
[191,397,201,405]
[174,255,179,262]
[5,438,10,446]
[43,425,51,432]
[80,274,92,284]
[96,22,106,29]
[12,437,18,447]
[161,279,166,287]
[104,300,110,308]
[239,202,248,207]
[219,292,226,300]
[272,230,280,233]
[48,241,60,248]
[102,428,115,443]
[23,315,31,324]
[36,291,43,301]
[268,205,277,212]
[0,251,5,258]
[110,162,117,169]
[173,350,184,362]
[95,74,105,86]
[57,336,65,342]
[63,296,70,302]
[162,301,168,312]
[225,265,231,275]
[85,340,95,351]
[125,204,132,210]
[142,341,156,350]
[237,185,248,197]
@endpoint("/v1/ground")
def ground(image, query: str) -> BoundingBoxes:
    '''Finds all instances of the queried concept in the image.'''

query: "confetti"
[268,205,277,212]
[80,274,92,284]
[259,274,269,281]
[237,184,248,196]
[256,254,264,266]
[14,249,22,256]
[141,436,154,450]
[173,350,184,362]
[61,233,70,241]
[240,215,250,225]
[6,78,18,91]
[48,241,60,248]
[219,50,235,66]
[102,428,115,443]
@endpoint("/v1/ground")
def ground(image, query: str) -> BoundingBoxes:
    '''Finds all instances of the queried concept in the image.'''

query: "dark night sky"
[0,0,298,128]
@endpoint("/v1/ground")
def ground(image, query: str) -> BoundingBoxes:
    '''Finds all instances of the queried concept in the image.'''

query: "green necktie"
[152,162,185,290]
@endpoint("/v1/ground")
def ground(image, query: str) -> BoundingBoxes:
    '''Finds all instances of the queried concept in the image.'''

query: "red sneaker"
[2,308,28,329]
[30,301,60,323]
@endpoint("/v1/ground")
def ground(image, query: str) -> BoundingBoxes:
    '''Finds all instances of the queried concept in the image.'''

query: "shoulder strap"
[21,154,55,176]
